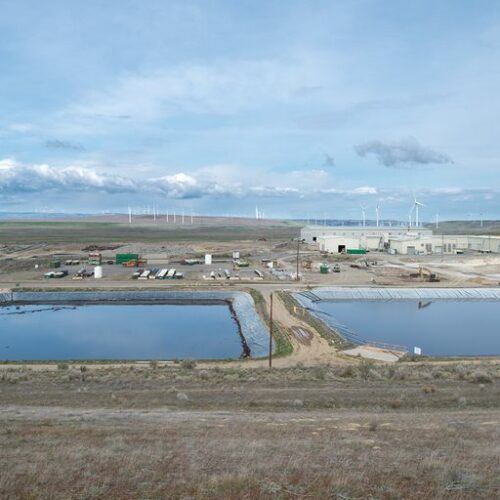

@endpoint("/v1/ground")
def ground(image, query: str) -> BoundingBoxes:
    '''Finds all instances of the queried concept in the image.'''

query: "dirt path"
[208,289,344,369]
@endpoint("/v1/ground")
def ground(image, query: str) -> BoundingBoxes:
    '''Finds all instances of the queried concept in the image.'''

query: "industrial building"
[301,225,432,244]
[301,225,500,255]
[388,235,500,255]
[302,225,432,253]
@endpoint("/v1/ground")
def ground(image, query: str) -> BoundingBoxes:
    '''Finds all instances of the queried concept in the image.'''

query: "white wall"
[318,236,360,253]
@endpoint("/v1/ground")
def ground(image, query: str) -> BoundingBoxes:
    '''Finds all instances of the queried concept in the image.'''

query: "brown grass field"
[0,220,299,245]
[1,361,499,499]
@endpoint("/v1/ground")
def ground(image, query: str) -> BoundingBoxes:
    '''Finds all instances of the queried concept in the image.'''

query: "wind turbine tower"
[414,198,425,228]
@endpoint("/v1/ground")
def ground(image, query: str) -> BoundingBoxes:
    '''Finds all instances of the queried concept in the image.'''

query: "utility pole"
[296,238,300,281]
[269,292,273,369]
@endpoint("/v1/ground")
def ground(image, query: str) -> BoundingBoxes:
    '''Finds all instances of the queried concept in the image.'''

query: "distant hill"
[426,220,500,235]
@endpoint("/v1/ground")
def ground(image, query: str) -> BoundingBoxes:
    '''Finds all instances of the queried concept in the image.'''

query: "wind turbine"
[360,205,366,228]
[413,197,425,228]
[375,203,380,228]
[128,206,132,224]
[409,196,425,228]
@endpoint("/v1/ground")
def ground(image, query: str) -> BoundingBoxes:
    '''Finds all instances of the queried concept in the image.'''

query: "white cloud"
[56,55,334,132]
[0,159,136,194]
[352,186,377,195]
[0,158,383,202]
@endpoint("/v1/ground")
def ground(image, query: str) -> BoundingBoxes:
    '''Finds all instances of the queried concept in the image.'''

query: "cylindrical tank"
[94,266,103,279]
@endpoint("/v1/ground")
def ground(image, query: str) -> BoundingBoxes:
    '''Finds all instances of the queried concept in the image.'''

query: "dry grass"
[1,362,499,499]
[0,221,297,245]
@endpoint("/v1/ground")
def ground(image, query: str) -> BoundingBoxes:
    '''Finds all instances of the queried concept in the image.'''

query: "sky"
[1,0,500,221]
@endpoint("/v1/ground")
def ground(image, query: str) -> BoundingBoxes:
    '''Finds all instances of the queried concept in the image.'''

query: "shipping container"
[116,253,139,264]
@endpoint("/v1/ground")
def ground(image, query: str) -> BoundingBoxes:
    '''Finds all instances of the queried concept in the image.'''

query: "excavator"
[418,267,440,282]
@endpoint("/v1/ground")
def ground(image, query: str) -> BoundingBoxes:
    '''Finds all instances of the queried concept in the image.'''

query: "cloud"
[320,186,377,196]
[58,55,332,130]
[0,159,240,199]
[298,93,451,130]
[0,158,383,203]
[0,159,135,194]
[354,137,453,167]
[45,139,86,151]
[323,153,335,167]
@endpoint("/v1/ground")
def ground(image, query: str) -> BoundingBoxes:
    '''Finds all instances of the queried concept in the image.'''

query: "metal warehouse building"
[302,225,500,255]
[389,235,500,255]
[301,225,432,253]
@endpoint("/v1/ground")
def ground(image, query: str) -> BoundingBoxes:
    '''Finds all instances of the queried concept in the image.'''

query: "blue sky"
[1,0,499,221]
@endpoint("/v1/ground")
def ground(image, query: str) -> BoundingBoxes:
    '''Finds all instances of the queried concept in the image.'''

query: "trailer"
[88,252,102,265]
[175,272,184,279]
[254,269,264,278]
[224,269,231,279]
[156,268,169,279]
[131,269,143,279]
[149,268,159,279]
[138,270,151,280]
[166,268,176,279]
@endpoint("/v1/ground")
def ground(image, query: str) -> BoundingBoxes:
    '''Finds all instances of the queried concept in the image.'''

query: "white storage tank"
[94,266,103,279]
[205,254,212,265]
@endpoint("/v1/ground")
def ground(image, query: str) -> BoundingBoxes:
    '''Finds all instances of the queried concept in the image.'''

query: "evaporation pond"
[0,303,243,360]
[315,300,500,356]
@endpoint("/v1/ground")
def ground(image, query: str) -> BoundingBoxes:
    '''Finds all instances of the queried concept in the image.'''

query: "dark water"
[0,304,243,361]
[315,300,500,356]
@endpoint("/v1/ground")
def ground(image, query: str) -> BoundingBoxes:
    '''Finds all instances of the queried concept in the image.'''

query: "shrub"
[57,363,69,370]
[389,399,402,409]
[358,359,374,380]
[454,364,467,380]
[470,370,492,384]
[423,385,436,394]
[340,365,355,378]
[312,366,326,380]
[180,360,196,370]
[149,360,159,370]
[176,392,189,402]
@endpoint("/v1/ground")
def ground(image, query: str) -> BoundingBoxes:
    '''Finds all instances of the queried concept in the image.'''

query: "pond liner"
[293,287,500,353]
[296,287,500,302]
[4,290,272,359]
